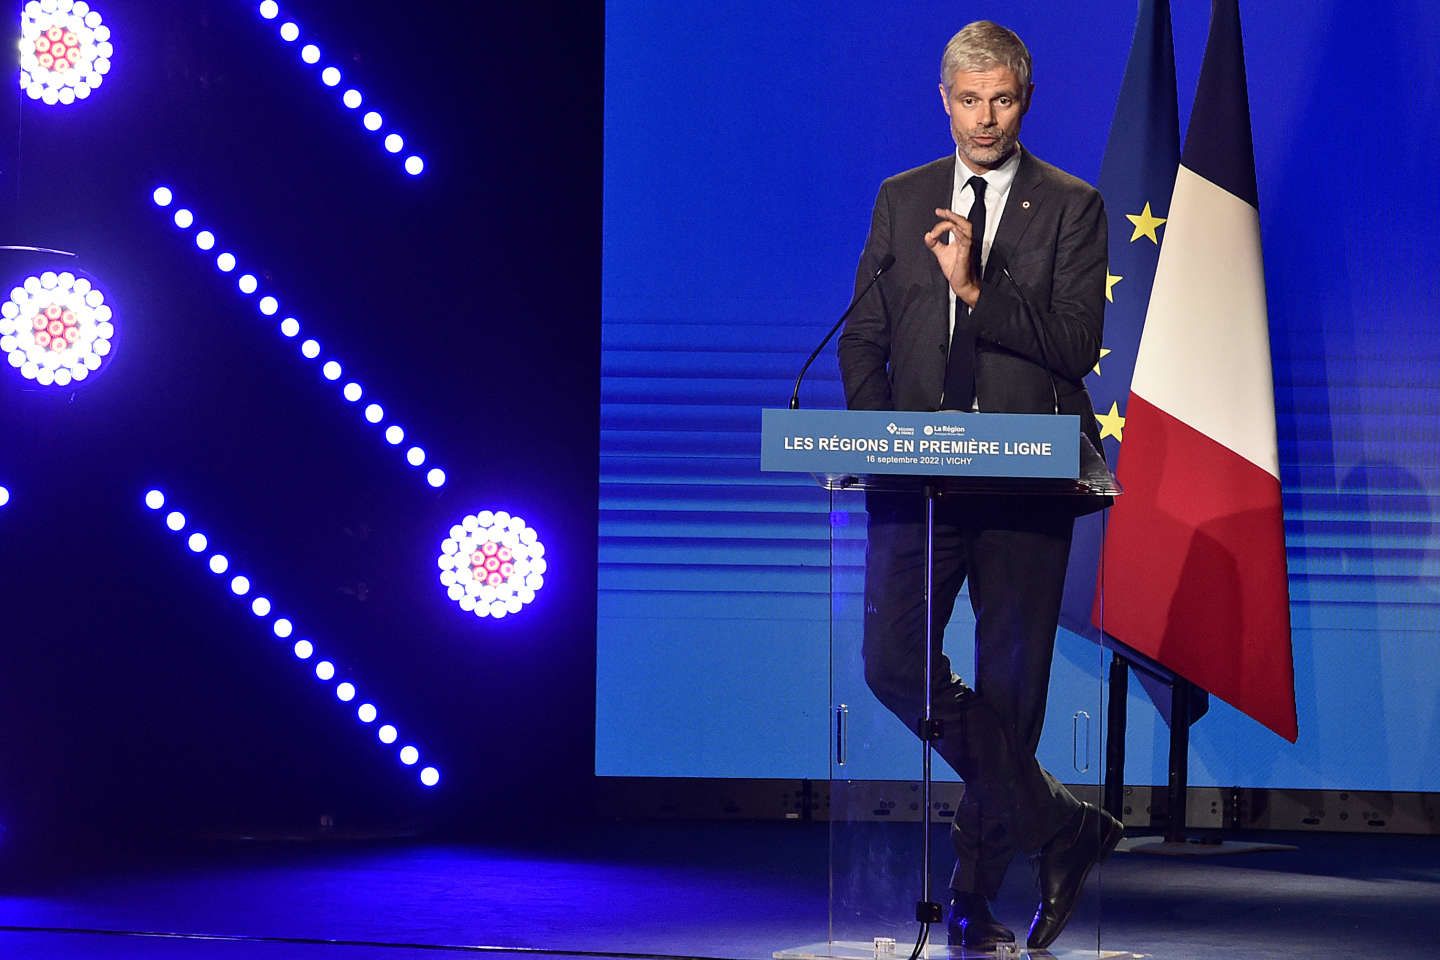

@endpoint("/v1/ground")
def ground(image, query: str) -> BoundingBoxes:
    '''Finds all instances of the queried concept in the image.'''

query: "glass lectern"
[763,409,1135,960]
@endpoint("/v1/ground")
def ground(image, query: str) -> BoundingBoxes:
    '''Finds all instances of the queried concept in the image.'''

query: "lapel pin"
[1021,200,1031,209]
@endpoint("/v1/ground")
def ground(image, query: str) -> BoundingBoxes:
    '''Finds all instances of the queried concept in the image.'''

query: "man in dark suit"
[837,20,1123,952]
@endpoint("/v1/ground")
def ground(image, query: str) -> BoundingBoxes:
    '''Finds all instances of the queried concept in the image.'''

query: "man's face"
[939,65,1030,173]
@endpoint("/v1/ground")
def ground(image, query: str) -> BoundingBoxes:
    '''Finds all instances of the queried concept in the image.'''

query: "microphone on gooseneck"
[996,255,1114,490]
[789,253,896,410]
[997,259,1061,416]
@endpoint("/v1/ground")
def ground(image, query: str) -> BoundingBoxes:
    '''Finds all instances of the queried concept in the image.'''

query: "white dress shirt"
[947,145,1022,341]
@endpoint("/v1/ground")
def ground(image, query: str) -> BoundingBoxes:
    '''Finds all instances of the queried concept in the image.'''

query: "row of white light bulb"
[151,185,446,489]
[146,488,440,787]
[257,1,424,176]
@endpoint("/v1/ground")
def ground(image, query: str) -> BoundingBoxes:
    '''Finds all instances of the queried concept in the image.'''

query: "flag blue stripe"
[1182,0,1261,208]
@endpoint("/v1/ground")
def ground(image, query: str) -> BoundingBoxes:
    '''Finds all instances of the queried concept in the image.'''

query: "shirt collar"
[954,143,1023,196]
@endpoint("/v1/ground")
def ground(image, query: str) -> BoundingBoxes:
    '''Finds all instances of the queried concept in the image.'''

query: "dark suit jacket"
[838,148,1108,456]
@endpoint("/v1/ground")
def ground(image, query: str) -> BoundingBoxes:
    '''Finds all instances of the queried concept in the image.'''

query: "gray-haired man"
[838,21,1123,950]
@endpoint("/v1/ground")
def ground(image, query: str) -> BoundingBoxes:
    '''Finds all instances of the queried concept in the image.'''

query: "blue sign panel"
[760,408,1081,479]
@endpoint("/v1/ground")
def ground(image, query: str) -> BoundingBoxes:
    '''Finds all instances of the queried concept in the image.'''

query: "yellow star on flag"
[1096,401,1126,441]
[1105,271,1122,302]
[1125,202,1167,244]
[1092,347,1113,376]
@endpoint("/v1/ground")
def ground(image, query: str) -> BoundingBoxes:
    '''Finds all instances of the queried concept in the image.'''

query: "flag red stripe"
[1098,393,1297,741]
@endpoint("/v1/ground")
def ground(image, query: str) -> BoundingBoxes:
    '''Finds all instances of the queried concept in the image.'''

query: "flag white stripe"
[1130,164,1280,480]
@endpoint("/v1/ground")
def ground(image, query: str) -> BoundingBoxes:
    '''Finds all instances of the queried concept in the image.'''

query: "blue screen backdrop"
[599,1,1440,791]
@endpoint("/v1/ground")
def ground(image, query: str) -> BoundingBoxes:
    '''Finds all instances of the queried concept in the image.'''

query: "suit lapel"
[931,154,956,331]
[932,153,958,224]
[986,147,1045,281]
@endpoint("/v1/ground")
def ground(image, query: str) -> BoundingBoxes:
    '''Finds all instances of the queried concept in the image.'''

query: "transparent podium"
[762,410,1136,960]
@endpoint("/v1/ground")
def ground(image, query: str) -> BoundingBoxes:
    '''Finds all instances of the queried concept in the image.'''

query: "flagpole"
[1163,680,1191,844]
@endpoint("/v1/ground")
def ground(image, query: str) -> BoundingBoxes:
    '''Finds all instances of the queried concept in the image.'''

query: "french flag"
[1099,0,1297,742]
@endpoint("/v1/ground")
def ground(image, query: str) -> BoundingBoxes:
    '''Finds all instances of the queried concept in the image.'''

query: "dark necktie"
[941,175,987,410]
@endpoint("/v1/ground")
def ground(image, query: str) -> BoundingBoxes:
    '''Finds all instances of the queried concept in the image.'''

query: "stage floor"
[1,822,1435,959]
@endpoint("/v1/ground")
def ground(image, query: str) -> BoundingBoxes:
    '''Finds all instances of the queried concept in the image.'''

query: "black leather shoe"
[1026,803,1123,949]
[947,891,1015,951]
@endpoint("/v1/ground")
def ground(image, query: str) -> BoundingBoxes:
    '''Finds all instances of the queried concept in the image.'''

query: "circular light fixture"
[1,271,115,388]
[20,1,114,106]
[438,511,547,620]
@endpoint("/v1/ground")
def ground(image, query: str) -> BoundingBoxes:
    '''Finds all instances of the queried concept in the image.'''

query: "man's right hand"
[925,207,982,307]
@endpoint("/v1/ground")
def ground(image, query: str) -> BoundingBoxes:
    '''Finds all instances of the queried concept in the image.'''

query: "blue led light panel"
[255,1,425,176]
[143,487,442,788]
[150,185,446,489]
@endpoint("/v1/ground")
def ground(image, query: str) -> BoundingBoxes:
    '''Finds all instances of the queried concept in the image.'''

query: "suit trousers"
[861,489,1083,900]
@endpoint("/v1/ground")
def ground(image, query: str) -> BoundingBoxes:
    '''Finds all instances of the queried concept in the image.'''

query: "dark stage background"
[0,0,602,856]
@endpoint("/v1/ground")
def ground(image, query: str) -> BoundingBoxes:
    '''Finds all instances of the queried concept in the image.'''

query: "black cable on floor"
[906,919,929,960]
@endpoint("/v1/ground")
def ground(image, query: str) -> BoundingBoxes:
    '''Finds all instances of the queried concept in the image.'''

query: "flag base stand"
[1106,660,1300,858]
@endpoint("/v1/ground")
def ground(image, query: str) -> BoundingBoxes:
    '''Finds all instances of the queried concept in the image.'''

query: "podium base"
[775,941,1145,960]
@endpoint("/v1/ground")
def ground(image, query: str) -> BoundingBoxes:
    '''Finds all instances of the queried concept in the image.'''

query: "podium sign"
[760,408,1080,479]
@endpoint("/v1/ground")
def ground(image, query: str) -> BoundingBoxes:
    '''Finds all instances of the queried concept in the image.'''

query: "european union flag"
[1060,0,1179,642]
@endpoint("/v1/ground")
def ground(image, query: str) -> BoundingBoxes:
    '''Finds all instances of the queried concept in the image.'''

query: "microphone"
[997,259,1060,415]
[997,258,1114,492]
[789,253,896,410]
